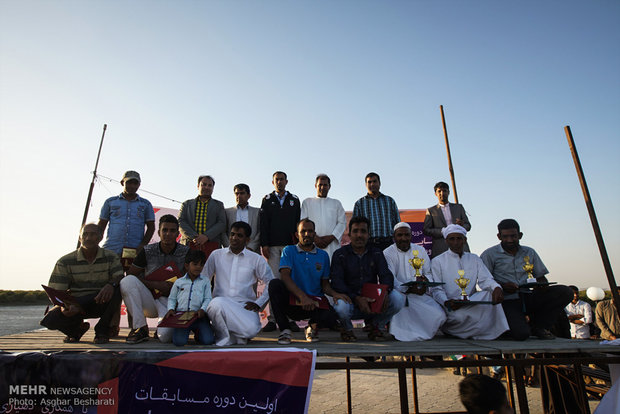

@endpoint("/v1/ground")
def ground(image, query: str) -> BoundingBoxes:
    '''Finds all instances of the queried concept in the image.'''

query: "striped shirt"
[353,193,400,238]
[48,248,124,297]
[194,198,209,235]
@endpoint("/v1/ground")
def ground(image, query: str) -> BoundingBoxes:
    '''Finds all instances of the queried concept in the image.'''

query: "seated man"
[331,216,405,342]
[596,287,620,340]
[384,222,447,341]
[268,219,347,345]
[204,221,274,346]
[481,219,573,340]
[565,285,593,339]
[431,225,508,340]
[121,214,189,344]
[40,223,123,344]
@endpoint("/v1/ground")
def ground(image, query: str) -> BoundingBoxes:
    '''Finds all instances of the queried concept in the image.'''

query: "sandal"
[368,327,387,342]
[340,330,357,342]
[63,322,90,343]
[277,329,292,345]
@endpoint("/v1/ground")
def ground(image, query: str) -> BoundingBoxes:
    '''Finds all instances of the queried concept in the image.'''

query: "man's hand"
[94,284,114,304]
[197,309,206,319]
[261,246,270,259]
[244,302,260,312]
[407,276,428,295]
[568,314,584,321]
[355,296,375,314]
[164,309,176,319]
[455,218,464,226]
[299,295,319,311]
[61,303,83,317]
[502,282,519,294]
[445,299,463,311]
[492,287,504,304]
[332,292,352,304]
[315,235,335,249]
[193,234,208,246]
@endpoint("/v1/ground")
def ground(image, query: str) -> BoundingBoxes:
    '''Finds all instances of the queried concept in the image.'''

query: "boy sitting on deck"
[164,250,215,346]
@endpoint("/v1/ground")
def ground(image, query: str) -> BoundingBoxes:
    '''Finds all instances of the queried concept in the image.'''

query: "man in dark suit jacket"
[222,183,260,252]
[178,175,226,248]
[423,181,471,258]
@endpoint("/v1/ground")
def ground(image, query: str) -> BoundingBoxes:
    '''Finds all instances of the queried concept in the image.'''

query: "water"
[0,305,48,336]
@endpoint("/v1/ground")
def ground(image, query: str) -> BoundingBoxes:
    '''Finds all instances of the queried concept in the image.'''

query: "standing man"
[384,222,447,341]
[595,287,620,340]
[268,219,348,344]
[300,174,346,260]
[331,216,405,342]
[481,219,573,340]
[222,184,260,252]
[565,285,593,339]
[431,224,508,340]
[353,172,400,251]
[204,221,274,346]
[178,175,227,250]
[98,170,155,257]
[121,215,189,344]
[423,181,471,258]
[259,171,301,332]
[40,224,124,344]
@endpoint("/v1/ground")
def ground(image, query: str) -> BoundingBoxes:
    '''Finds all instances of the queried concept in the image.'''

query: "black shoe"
[126,326,149,344]
[262,321,277,332]
[289,321,300,332]
[533,327,555,340]
[63,322,90,343]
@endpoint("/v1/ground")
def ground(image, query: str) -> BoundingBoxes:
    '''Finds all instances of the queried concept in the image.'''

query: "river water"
[0,305,48,336]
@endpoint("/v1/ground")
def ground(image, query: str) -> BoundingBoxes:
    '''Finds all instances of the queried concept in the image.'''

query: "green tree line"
[0,290,48,305]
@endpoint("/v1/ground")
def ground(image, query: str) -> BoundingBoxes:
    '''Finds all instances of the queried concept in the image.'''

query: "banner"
[1,348,316,413]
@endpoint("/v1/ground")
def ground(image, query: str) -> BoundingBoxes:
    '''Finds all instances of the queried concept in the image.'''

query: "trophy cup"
[454,270,470,301]
[522,256,537,284]
[408,250,425,280]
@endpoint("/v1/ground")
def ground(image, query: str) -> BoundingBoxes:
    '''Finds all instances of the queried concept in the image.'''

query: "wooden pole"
[440,105,459,203]
[564,125,620,313]
[77,124,107,248]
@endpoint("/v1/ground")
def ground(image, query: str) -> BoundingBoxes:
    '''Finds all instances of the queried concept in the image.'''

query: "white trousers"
[120,275,172,343]
[441,290,509,340]
[390,292,447,341]
[207,297,262,346]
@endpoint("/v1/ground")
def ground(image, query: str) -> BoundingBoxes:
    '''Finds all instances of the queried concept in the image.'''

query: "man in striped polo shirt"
[40,223,124,344]
[353,172,400,251]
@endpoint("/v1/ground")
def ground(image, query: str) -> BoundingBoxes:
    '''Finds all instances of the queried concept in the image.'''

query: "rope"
[95,173,182,204]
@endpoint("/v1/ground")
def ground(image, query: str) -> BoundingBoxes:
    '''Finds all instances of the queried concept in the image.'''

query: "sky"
[0,1,618,292]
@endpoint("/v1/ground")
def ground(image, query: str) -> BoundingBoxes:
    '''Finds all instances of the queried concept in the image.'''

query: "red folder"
[145,261,182,298]
[41,284,79,307]
[158,311,199,328]
[289,293,329,310]
[361,283,389,313]
[188,240,219,260]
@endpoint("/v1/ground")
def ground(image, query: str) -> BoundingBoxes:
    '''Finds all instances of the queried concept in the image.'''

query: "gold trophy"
[522,256,537,284]
[455,269,470,301]
[408,250,425,280]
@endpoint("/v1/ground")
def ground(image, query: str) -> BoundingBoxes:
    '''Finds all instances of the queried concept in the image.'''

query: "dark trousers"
[268,279,339,331]
[502,285,573,341]
[40,288,122,338]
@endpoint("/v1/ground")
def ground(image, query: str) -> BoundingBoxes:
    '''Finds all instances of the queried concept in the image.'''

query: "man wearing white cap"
[384,222,447,341]
[430,224,508,340]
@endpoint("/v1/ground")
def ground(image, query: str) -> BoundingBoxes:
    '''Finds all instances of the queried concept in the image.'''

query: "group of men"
[42,170,575,346]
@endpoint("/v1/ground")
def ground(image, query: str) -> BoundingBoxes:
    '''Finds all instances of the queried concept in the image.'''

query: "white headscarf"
[442,224,467,239]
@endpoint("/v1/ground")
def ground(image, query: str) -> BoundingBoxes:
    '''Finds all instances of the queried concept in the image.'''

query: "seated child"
[459,374,513,414]
[165,250,215,346]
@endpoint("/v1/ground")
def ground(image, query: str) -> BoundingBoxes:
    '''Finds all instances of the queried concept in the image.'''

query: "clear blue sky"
[1,1,618,291]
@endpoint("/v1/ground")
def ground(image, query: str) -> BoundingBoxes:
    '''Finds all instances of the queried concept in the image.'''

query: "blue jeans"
[172,317,215,346]
[333,289,405,331]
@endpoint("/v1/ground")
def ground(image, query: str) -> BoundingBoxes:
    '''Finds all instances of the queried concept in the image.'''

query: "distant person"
[481,219,573,340]
[98,170,156,257]
[431,224,508,340]
[121,214,189,344]
[384,222,447,341]
[178,175,227,249]
[259,171,301,332]
[596,287,620,340]
[300,174,346,259]
[165,250,215,346]
[330,216,405,342]
[268,219,347,345]
[222,184,260,253]
[423,181,470,258]
[565,285,593,339]
[203,222,274,346]
[353,172,400,251]
[40,223,123,344]
[459,374,513,414]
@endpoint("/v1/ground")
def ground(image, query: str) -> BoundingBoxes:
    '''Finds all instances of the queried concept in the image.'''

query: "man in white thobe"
[565,285,593,339]
[431,224,508,340]
[385,222,447,341]
[300,174,346,260]
[203,221,274,346]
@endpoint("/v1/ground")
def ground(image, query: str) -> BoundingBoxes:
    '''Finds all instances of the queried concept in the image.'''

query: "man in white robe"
[431,224,508,340]
[203,221,274,346]
[300,174,346,260]
[385,222,447,341]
